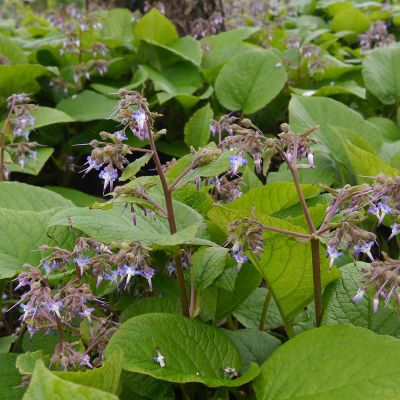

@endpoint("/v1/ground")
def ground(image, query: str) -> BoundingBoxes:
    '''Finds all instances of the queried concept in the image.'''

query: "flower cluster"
[359,20,395,53]
[354,255,400,313]
[3,93,38,173]
[209,174,243,203]
[227,217,265,270]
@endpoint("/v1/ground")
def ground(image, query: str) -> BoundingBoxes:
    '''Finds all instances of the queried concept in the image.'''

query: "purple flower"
[104,269,120,283]
[82,156,103,176]
[354,241,375,261]
[368,199,395,225]
[166,262,176,276]
[253,154,262,174]
[27,325,38,339]
[79,307,94,322]
[74,256,90,276]
[131,110,147,140]
[46,301,63,319]
[389,223,400,240]
[229,155,248,175]
[140,268,155,291]
[122,264,139,287]
[115,130,127,141]
[20,304,36,321]
[99,164,118,193]
[80,354,93,369]
[373,296,379,313]
[352,287,366,304]
[327,246,343,270]
[232,250,248,272]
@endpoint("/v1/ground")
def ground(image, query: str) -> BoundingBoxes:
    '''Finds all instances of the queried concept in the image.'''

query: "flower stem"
[279,148,323,327]
[146,122,189,316]
[259,288,272,331]
[0,100,14,182]
[261,224,310,239]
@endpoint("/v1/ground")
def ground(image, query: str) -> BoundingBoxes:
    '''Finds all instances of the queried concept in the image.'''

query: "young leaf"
[323,262,400,335]
[105,313,260,387]
[191,246,229,290]
[0,354,25,400]
[184,103,214,149]
[120,153,153,181]
[134,8,178,46]
[30,106,74,128]
[24,360,118,400]
[254,325,400,399]
[363,46,400,105]
[215,49,287,114]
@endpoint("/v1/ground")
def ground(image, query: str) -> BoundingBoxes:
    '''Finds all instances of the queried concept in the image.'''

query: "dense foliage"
[1,0,400,399]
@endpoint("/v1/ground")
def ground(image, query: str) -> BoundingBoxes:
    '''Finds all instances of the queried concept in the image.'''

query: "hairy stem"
[146,122,189,316]
[168,157,201,192]
[261,224,310,239]
[259,288,272,331]
[0,100,14,181]
[279,148,322,327]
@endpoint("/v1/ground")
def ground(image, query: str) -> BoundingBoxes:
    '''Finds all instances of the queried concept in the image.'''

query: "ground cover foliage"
[1,0,400,399]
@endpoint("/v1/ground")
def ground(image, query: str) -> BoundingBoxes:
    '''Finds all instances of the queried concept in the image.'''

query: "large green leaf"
[233,288,283,330]
[30,106,74,128]
[224,329,281,370]
[323,262,400,335]
[215,49,287,114]
[254,324,400,400]
[0,182,73,211]
[57,91,116,122]
[135,9,178,46]
[0,64,49,98]
[24,361,118,400]
[103,8,134,44]
[0,353,25,400]
[363,45,400,105]
[7,148,54,176]
[191,246,229,290]
[184,103,214,149]
[331,8,370,34]
[105,313,259,387]
[345,142,400,183]
[0,209,75,279]
[250,236,339,319]
[48,201,208,247]
[45,186,100,207]
[0,35,27,64]
[54,353,123,394]
[289,95,382,160]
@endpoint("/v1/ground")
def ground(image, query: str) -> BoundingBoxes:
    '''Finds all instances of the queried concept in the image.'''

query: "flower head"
[99,164,118,193]
[229,154,248,175]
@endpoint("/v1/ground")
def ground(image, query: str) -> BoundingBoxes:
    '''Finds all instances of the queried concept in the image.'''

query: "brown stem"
[261,224,311,239]
[279,148,322,327]
[55,315,65,343]
[0,100,15,181]
[146,121,189,316]
[168,158,201,192]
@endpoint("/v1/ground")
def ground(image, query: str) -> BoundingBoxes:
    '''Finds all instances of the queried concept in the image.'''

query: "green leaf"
[105,313,260,387]
[323,262,400,335]
[254,324,400,400]
[45,186,101,207]
[16,351,44,375]
[363,45,400,105]
[345,142,400,183]
[0,335,15,353]
[30,106,74,128]
[23,361,118,400]
[291,80,366,99]
[224,329,281,370]
[233,288,283,330]
[0,35,27,63]
[208,182,320,227]
[191,246,229,290]
[0,64,49,98]
[120,297,181,323]
[184,103,214,149]
[57,91,116,122]
[0,209,75,279]
[54,353,123,394]
[120,153,153,181]
[0,353,25,400]
[250,236,339,319]
[331,8,371,34]
[103,8,134,44]
[0,182,73,211]
[215,49,287,114]
[135,9,178,46]
[289,95,381,157]
[7,147,54,176]
[173,185,214,218]
[48,201,207,247]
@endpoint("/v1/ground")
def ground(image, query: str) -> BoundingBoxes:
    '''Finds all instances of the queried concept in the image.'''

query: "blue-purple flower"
[368,199,395,225]
[389,223,400,240]
[229,154,248,175]
[115,130,127,141]
[74,256,91,276]
[354,241,375,261]
[99,164,118,193]
[352,287,366,304]
[327,246,343,270]
[82,156,104,176]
